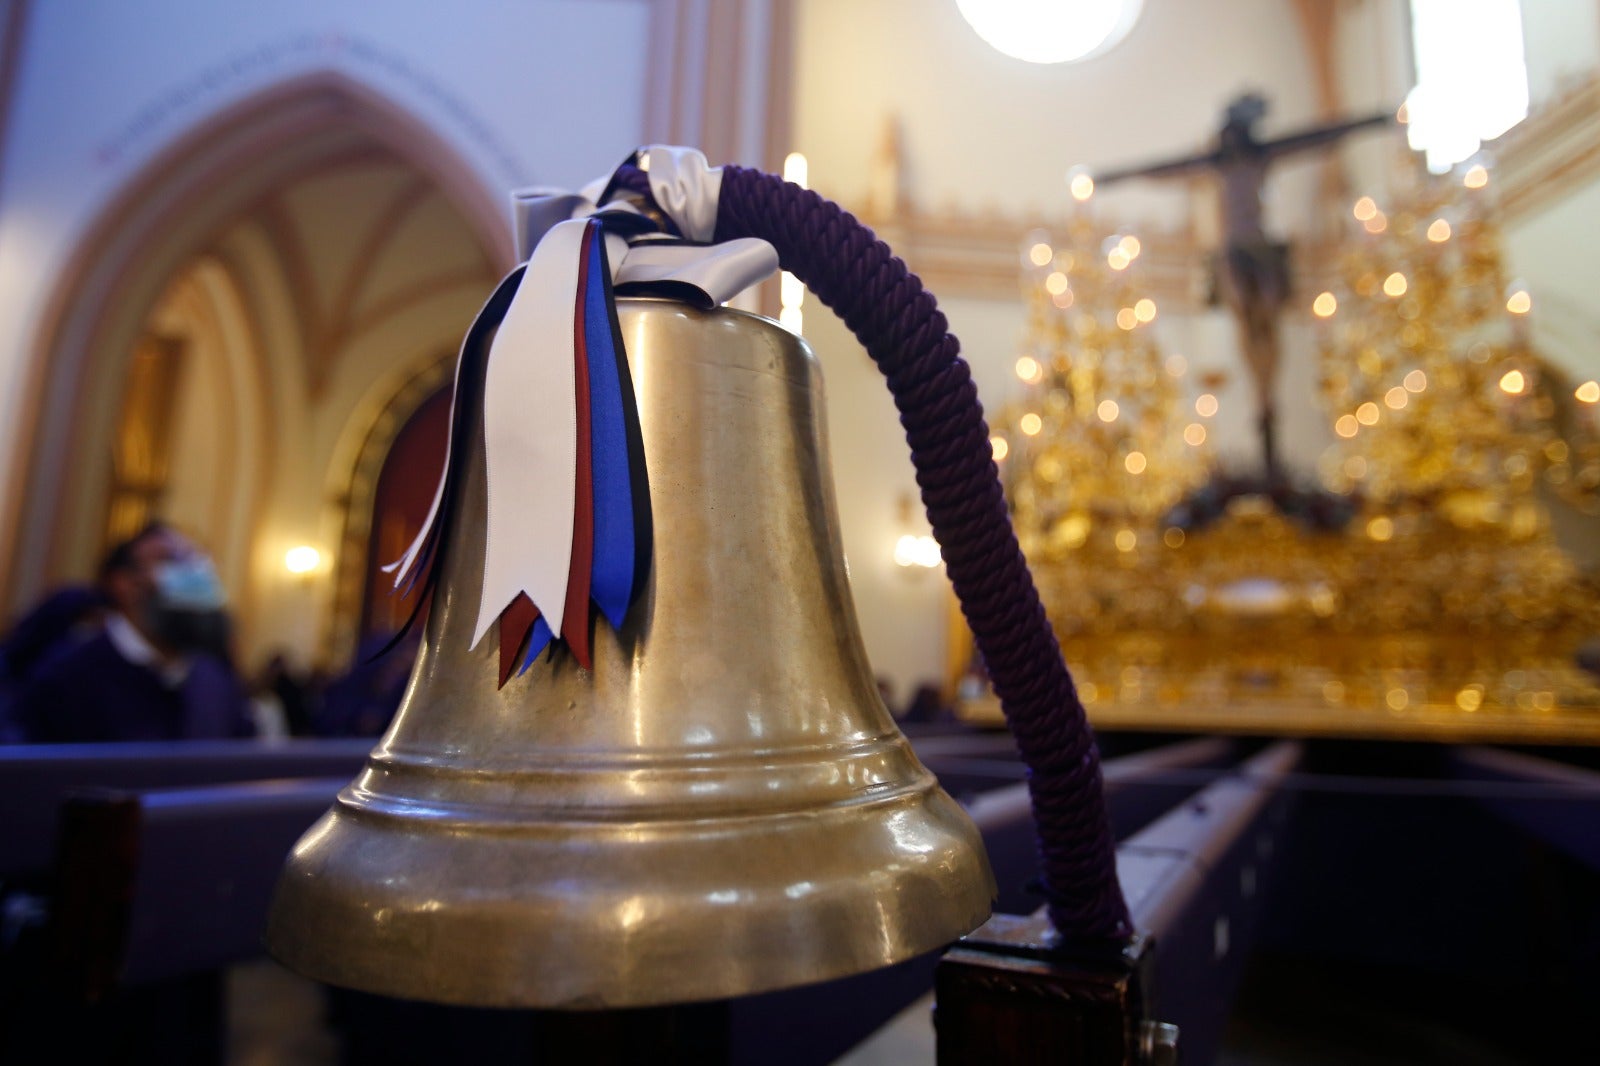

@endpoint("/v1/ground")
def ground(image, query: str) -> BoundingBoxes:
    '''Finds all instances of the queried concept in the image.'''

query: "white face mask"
[145,557,232,659]
[151,557,227,612]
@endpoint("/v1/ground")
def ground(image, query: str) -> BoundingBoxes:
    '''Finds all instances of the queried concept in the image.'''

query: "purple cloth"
[18,632,254,743]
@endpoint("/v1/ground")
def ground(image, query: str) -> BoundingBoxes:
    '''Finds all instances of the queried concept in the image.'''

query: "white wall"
[793,0,1322,220]
[1330,0,1600,391]
[1522,0,1600,104]
[1504,0,1600,386]
[1506,178,1600,380]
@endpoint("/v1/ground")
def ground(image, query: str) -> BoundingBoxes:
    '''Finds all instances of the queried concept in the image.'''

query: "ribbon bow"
[386,147,779,684]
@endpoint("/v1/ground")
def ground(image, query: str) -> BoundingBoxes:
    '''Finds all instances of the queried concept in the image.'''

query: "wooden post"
[935,916,1159,1065]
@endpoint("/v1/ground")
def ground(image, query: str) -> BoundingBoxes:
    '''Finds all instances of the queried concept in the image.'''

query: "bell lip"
[265,785,996,1010]
[266,914,996,1013]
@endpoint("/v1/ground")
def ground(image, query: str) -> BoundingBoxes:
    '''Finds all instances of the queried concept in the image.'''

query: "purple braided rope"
[697,166,1131,941]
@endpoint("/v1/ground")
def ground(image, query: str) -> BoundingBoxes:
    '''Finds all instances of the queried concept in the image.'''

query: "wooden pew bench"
[931,736,1237,916]
[2,776,345,1065]
[0,739,371,880]
[5,736,1248,1066]
[48,777,347,998]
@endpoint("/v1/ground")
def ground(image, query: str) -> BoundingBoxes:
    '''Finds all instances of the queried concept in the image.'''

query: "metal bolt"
[1139,1020,1181,1065]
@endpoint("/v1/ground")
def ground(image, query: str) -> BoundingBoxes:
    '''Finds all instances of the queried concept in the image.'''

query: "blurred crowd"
[0,522,414,744]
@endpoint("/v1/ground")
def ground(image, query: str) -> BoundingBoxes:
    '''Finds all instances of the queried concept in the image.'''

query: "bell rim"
[266,779,995,1009]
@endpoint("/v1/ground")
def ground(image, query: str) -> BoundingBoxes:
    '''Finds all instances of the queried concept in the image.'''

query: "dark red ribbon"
[560,222,599,669]
[497,593,538,687]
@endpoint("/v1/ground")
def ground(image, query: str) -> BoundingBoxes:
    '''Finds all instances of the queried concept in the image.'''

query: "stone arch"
[2,70,513,634]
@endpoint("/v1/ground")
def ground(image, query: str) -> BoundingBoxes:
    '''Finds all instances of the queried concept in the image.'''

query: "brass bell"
[266,298,995,1008]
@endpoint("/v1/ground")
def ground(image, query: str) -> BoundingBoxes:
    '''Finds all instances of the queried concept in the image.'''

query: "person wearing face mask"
[18,522,254,743]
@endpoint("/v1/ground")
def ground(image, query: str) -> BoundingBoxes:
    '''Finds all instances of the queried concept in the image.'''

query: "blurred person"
[256,651,314,736]
[901,683,951,724]
[17,523,254,742]
[247,682,289,741]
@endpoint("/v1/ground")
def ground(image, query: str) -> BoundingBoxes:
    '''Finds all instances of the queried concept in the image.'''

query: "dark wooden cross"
[1093,92,1392,480]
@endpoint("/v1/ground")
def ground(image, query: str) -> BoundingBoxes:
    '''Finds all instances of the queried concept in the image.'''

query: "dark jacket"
[20,631,254,743]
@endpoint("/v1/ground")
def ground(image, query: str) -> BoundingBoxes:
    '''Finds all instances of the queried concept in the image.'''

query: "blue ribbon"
[516,221,645,676]
[520,616,555,673]
[584,223,639,630]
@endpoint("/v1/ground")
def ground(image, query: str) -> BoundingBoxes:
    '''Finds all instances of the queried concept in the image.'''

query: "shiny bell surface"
[266,299,995,1008]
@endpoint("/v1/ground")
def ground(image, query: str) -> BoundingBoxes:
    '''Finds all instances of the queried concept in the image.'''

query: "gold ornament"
[964,167,1600,744]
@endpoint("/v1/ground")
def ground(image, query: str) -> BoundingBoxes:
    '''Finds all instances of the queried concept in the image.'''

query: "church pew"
[18,736,1245,1065]
[1444,745,1600,871]
[19,738,1225,987]
[935,740,1302,1066]
[1095,736,1241,840]
[910,730,1034,760]
[923,735,1232,807]
[46,777,347,999]
[898,721,1002,742]
[931,736,1236,916]
[1120,740,1299,1066]
[1,777,347,1065]
[0,739,371,879]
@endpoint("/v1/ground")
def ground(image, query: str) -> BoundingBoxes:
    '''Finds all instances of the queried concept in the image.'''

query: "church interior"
[1,1,1598,1063]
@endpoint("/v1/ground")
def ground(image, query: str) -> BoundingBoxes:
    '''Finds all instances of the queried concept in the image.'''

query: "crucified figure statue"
[1092,93,1392,481]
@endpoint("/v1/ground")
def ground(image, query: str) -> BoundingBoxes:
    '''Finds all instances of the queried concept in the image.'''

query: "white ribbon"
[638,145,723,241]
[477,217,589,647]
[390,147,780,654]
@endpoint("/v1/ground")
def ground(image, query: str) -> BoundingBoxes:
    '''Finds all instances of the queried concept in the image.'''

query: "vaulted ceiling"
[199,132,501,398]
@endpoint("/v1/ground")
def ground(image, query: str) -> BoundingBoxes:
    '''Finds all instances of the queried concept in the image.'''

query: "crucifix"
[1092,92,1392,481]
